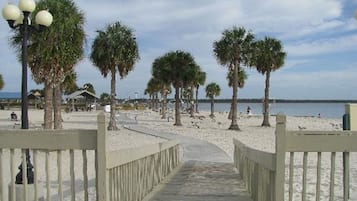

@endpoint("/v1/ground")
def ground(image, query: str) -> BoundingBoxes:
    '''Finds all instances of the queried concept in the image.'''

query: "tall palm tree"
[91,22,139,130]
[11,0,85,129]
[252,37,286,126]
[205,83,221,118]
[213,26,254,130]
[159,50,197,126]
[194,70,206,113]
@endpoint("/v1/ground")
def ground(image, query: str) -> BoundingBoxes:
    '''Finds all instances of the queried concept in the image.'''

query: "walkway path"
[119,113,252,201]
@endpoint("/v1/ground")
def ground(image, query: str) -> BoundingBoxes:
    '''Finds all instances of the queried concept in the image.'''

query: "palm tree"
[11,0,85,129]
[213,26,254,130]
[152,56,171,118]
[90,22,140,130]
[205,83,221,118]
[194,70,206,113]
[146,77,161,112]
[0,75,4,90]
[227,69,248,119]
[252,37,286,126]
[159,51,197,126]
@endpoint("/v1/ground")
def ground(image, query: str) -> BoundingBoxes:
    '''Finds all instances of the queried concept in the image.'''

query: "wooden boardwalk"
[121,113,252,201]
[144,161,252,201]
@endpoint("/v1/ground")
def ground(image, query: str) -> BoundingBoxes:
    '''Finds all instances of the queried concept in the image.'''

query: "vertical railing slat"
[275,114,287,201]
[82,150,88,201]
[33,150,38,201]
[96,112,108,201]
[0,149,3,201]
[302,152,308,201]
[46,151,51,201]
[70,149,75,201]
[289,152,294,201]
[10,149,15,201]
[316,152,322,201]
[95,150,98,201]
[22,150,28,201]
[343,152,350,201]
[57,150,63,201]
[330,152,336,201]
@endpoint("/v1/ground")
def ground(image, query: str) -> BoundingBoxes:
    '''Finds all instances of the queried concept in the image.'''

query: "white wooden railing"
[0,112,181,201]
[234,113,357,201]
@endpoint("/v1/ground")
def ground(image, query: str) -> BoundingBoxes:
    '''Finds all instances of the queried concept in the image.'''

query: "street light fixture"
[2,0,53,184]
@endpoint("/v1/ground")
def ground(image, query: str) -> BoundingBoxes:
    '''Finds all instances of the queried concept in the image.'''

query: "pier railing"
[234,113,357,201]
[0,112,181,201]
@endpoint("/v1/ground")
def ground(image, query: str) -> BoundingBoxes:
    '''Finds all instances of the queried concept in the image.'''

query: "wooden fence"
[234,113,357,201]
[0,112,181,201]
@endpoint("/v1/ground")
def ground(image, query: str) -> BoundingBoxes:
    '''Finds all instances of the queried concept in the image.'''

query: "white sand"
[132,109,356,201]
[1,108,356,200]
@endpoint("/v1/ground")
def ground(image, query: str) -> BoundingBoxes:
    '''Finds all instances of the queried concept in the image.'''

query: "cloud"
[285,35,357,57]
[1,0,356,100]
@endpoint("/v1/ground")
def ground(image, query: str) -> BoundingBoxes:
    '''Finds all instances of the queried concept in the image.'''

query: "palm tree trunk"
[195,86,199,113]
[155,94,158,112]
[161,89,167,119]
[150,95,153,110]
[53,85,62,129]
[229,64,240,130]
[108,69,118,130]
[43,81,53,129]
[174,86,182,126]
[228,99,233,119]
[210,97,215,118]
[190,86,194,117]
[262,71,271,127]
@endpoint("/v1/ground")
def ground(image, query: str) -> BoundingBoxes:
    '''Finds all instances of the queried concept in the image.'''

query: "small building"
[65,90,99,112]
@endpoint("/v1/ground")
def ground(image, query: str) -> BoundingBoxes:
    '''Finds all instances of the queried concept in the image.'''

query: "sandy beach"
[0,108,356,200]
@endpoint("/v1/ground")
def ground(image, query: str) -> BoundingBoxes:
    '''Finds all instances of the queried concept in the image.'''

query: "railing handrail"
[234,113,357,201]
[233,138,276,171]
[107,140,179,169]
[0,129,97,150]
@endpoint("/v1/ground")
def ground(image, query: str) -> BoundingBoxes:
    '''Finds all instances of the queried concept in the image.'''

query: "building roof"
[66,90,99,100]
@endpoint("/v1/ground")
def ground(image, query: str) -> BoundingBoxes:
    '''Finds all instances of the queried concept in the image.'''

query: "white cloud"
[285,35,357,57]
[1,0,356,100]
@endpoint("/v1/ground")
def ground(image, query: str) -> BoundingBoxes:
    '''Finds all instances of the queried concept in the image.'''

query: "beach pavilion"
[65,90,99,112]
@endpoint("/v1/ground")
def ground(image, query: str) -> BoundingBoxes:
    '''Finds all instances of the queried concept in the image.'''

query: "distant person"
[318,113,321,118]
[247,106,252,115]
[10,112,18,121]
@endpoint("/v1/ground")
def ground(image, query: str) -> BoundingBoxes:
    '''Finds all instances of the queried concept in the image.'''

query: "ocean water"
[197,102,349,119]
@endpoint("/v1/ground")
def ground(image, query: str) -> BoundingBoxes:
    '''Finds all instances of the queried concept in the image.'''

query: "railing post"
[96,112,109,201]
[275,113,286,201]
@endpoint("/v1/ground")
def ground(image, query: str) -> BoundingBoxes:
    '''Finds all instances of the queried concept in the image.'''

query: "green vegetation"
[251,37,286,127]
[205,83,221,118]
[90,22,140,130]
[11,0,85,129]
[213,27,255,130]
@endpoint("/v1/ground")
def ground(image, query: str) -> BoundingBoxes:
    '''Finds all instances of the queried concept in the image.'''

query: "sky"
[1,0,357,100]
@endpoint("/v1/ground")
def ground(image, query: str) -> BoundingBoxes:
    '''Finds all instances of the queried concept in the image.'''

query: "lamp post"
[2,0,53,184]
